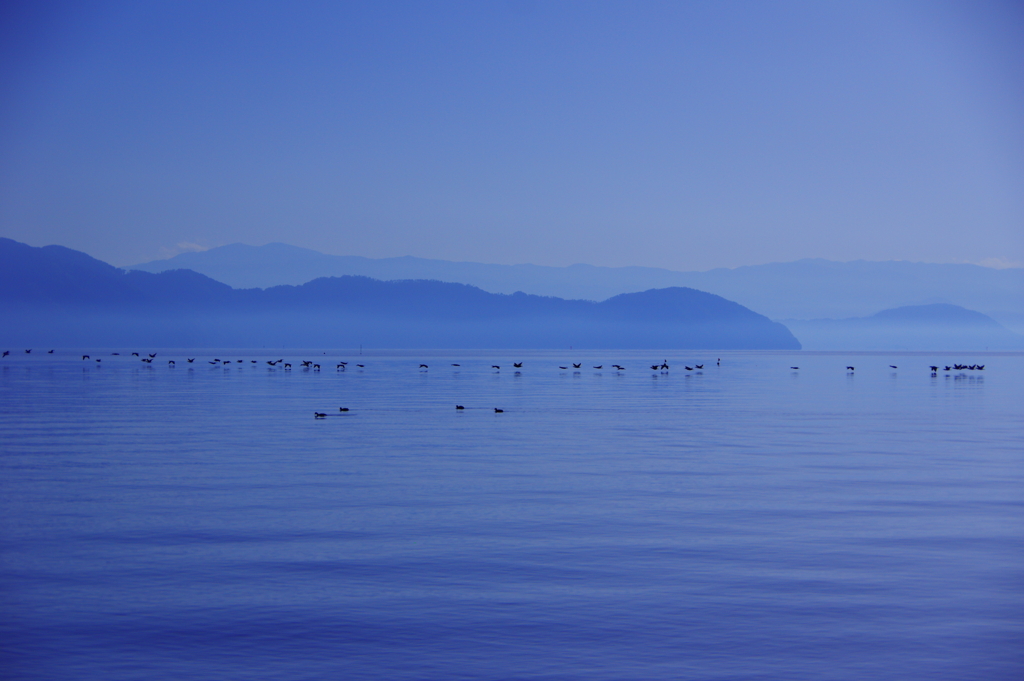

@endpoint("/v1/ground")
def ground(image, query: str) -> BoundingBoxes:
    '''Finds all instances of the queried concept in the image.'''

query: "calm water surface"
[1,350,1022,680]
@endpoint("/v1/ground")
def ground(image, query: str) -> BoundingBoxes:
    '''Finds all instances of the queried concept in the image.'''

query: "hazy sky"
[1,0,1022,270]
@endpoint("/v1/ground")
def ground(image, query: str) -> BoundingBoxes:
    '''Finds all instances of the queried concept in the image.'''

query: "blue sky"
[1,0,1021,270]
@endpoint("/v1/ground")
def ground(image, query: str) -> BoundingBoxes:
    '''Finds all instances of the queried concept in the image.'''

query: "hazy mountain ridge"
[129,243,1024,331]
[783,304,1024,351]
[0,238,799,349]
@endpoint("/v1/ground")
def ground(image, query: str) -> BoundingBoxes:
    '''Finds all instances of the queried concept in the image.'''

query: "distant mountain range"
[784,304,1024,351]
[129,243,1024,332]
[0,238,799,349]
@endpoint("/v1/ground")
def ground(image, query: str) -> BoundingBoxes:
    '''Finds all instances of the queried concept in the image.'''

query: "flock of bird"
[1,350,990,377]
[0,350,994,422]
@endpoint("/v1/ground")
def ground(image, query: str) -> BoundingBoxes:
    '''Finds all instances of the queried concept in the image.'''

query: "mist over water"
[1,350,1022,680]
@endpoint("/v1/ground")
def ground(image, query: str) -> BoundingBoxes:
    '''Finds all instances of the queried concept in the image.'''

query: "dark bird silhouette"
[451,363,460,367]
[25,349,31,354]
[132,352,139,357]
[685,366,693,371]
[593,365,602,369]
[251,360,257,364]
[213,358,221,362]
[339,407,349,412]
[168,360,175,365]
[791,367,799,370]
[930,366,938,372]
[112,352,119,355]
[717,358,721,366]
[661,361,669,370]
[149,353,156,358]
[188,358,195,363]
[573,363,581,368]
[494,408,503,413]
[559,366,568,370]
[513,362,522,368]
[492,365,500,369]
[95,358,101,362]
[48,350,53,354]
[420,364,429,368]
[890,365,897,369]
[847,366,855,371]
[977,365,985,370]
[695,364,703,369]
[455,405,464,410]
[944,366,951,371]
[313,364,320,370]
[651,365,660,370]
[336,363,345,370]
[266,360,277,366]
[356,364,364,368]
[314,412,326,419]
[284,363,292,369]
[82,355,90,360]
[237,360,243,363]
[613,365,624,370]
[209,361,218,365]
[2,351,8,357]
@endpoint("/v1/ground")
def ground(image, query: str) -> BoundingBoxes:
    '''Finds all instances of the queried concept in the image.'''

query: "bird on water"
[494,408,503,413]
[456,405,464,410]
[339,407,349,412]
[420,364,428,369]
[188,358,195,363]
[890,365,897,369]
[513,362,522,368]
[314,412,326,419]
[573,363,582,369]
[82,355,90,360]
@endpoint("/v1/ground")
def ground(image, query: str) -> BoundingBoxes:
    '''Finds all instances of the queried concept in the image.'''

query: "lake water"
[1,350,1021,680]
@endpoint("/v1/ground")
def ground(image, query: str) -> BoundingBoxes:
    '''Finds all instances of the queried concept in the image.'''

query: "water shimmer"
[1,350,1021,680]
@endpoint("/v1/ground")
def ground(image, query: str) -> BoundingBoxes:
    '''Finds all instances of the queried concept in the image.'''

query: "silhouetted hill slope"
[0,239,798,349]
[783,304,1024,351]
[129,243,1024,331]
